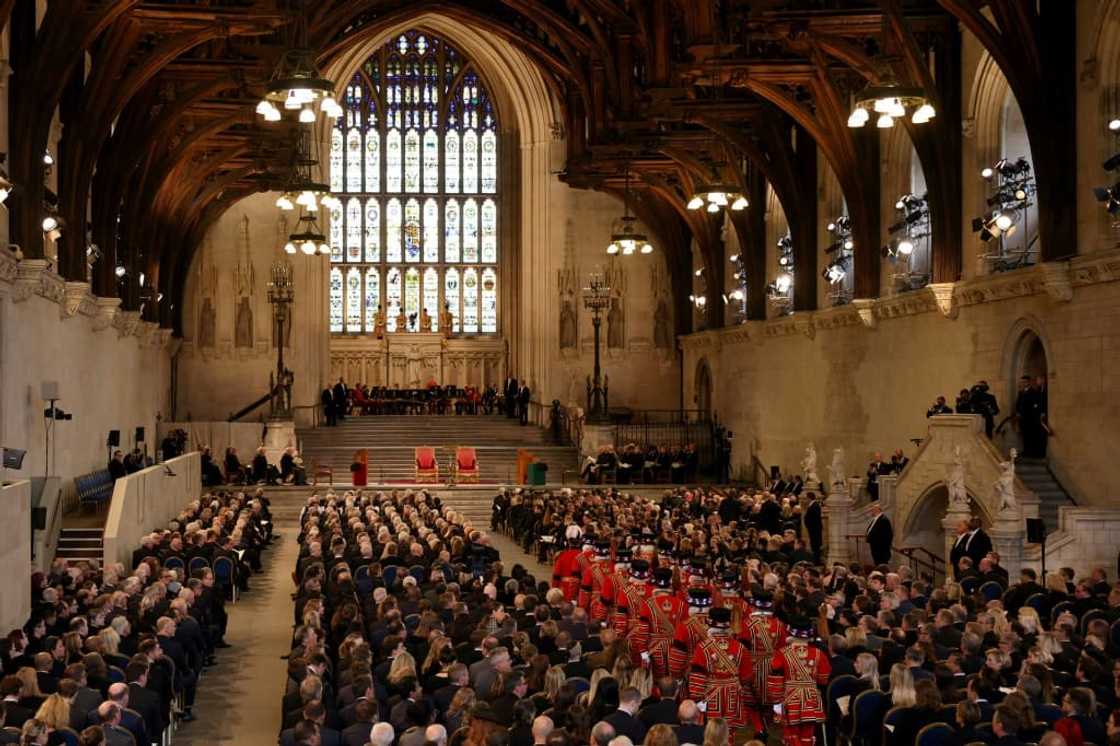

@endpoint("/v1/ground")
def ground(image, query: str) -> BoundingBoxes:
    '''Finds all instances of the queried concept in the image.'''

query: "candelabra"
[582,272,611,422]
[268,261,295,416]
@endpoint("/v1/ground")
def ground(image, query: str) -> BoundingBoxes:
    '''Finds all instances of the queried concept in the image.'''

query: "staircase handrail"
[228,383,283,422]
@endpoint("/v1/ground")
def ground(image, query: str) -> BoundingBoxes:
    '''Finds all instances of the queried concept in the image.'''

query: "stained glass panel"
[404,198,421,262]
[346,268,362,332]
[481,268,497,333]
[481,199,497,263]
[462,129,478,193]
[346,198,362,262]
[386,267,402,332]
[364,268,380,332]
[462,268,479,333]
[444,199,460,263]
[444,131,460,193]
[404,267,420,331]
[404,129,420,192]
[423,199,439,262]
[423,267,439,331]
[481,130,497,193]
[445,268,460,333]
[330,129,344,192]
[329,268,343,332]
[423,130,439,193]
[386,129,402,191]
[346,129,362,192]
[386,198,402,262]
[463,199,479,262]
[364,199,380,262]
[364,130,380,193]
[330,205,343,262]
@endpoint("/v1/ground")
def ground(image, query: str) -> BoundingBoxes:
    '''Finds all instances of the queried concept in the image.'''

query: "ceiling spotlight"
[897,239,914,256]
[115,265,127,278]
[42,151,54,167]
[827,222,836,232]
[1014,188,1027,200]
[41,215,58,232]
[843,239,854,250]
[1110,118,1120,132]
[981,167,994,179]
[994,214,1013,232]
[728,254,739,263]
[694,268,704,277]
[774,273,792,293]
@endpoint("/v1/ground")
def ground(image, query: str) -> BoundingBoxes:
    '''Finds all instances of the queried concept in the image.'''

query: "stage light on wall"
[42,150,54,167]
[115,264,127,278]
[1110,118,1120,132]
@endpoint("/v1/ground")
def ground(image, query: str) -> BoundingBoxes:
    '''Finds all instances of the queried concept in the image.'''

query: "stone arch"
[1001,316,1054,394]
[901,479,994,569]
[694,357,713,415]
[965,52,1010,183]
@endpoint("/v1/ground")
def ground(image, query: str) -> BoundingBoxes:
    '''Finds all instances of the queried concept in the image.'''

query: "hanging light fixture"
[687,173,749,213]
[287,208,330,257]
[274,128,334,213]
[606,167,654,256]
[848,75,935,129]
[256,0,338,123]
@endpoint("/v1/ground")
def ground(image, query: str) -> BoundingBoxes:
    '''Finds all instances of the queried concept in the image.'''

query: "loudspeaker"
[31,507,47,530]
[1026,518,1047,544]
[40,381,59,400]
[107,430,120,447]
[135,427,145,443]
[770,465,781,480]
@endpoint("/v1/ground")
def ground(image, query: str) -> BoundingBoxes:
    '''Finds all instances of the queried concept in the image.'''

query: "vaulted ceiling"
[3,0,1078,334]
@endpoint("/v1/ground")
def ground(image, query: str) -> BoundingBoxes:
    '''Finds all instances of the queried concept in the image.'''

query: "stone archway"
[695,358,712,416]
[1001,317,1053,457]
[901,482,990,571]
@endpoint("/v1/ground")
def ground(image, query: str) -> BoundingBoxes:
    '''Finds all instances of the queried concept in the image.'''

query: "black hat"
[594,541,611,558]
[720,572,739,592]
[615,547,632,564]
[788,615,815,639]
[630,559,651,580]
[652,567,673,589]
[687,588,713,611]
[749,584,773,609]
[686,556,709,576]
[709,606,732,629]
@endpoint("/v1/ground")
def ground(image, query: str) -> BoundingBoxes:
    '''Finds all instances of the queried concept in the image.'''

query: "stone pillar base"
[264,420,297,465]
[824,493,854,567]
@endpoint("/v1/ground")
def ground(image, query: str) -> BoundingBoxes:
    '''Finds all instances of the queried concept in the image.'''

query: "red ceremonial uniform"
[669,615,709,679]
[741,612,789,704]
[580,558,613,617]
[636,592,687,677]
[551,548,583,602]
[687,633,760,734]
[612,578,651,640]
[767,640,831,746]
[598,569,627,625]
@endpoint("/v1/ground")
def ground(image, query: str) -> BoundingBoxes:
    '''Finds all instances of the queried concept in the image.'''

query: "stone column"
[824,491,854,567]
[878,475,897,511]
[990,512,1026,577]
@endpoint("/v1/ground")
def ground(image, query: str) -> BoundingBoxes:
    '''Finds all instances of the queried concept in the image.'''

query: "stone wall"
[681,251,1120,508]
[0,481,31,632]
[0,256,171,490]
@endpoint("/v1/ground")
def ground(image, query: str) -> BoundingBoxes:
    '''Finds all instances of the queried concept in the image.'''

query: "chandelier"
[275,128,339,213]
[284,209,330,256]
[686,163,749,213]
[847,77,935,128]
[256,1,340,123]
[606,168,653,256]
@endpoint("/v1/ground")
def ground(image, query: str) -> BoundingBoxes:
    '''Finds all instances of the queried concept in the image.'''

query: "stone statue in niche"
[607,296,625,349]
[992,448,1019,515]
[234,213,255,349]
[396,307,408,333]
[559,296,577,350]
[946,445,969,510]
[419,307,432,332]
[829,447,847,492]
[199,298,216,349]
[653,299,672,350]
[801,443,819,487]
[197,237,218,349]
[439,303,453,338]
[374,308,386,339]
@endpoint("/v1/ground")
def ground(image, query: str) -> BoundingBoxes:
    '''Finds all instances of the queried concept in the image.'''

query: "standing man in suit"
[321,386,336,426]
[518,380,531,426]
[866,503,893,567]
[803,493,823,563]
[964,517,992,568]
[949,520,971,579]
[333,378,349,421]
[504,375,518,418]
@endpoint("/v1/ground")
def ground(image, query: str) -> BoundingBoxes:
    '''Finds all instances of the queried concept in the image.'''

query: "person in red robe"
[579,541,613,617]
[551,525,584,602]
[598,546,631,627]
[669,587,713,678]
[686,606,760,739]
[767,617,831,746]
[635,567,687,677]
[740,586,788,710]
[612,559,652,645]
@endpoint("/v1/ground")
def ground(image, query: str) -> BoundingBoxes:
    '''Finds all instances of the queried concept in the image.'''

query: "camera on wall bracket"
[43,406,72,421]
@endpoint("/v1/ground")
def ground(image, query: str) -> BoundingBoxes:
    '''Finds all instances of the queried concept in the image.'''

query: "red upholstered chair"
[415,446,439,483]
[455,447,479,483]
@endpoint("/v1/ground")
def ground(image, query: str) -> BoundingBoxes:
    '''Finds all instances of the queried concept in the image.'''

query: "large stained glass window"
[329,29,500,335]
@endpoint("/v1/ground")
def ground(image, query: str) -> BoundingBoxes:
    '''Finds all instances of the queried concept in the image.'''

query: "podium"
[352,449,368,487]
[517,449,535,485]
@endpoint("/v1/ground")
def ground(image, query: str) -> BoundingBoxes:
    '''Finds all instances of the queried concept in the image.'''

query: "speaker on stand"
[1026,518,1048,578]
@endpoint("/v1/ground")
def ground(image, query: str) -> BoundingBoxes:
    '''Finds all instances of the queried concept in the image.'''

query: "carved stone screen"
[328,30,499,336]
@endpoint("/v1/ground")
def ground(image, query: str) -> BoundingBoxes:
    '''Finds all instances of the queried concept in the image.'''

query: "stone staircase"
[56,527,104,564]
[1017,457,1075,530]
[297,414,581,485]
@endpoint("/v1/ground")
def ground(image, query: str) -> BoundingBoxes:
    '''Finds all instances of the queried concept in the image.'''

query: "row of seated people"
[202,446,307,487]
[580,445,699,485]
[494,484,1120,746]
[343,386,502,417]
[0,489,272,746]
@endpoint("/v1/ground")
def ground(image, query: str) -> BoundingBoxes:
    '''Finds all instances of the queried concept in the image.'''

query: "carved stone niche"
[61,282,92,320]
[93,297,122,332]
[927,282,958,320]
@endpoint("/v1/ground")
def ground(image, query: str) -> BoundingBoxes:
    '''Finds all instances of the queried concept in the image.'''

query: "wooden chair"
[312,459,333,486]
[415,446,439,483]
[454,447,480,483]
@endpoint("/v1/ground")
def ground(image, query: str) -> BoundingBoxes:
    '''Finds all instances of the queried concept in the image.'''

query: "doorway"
[695,359,712,416]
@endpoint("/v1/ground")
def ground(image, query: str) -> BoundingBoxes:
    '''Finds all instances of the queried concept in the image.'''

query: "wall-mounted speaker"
[1026,518,1047,544]
[41,381,59,400]
[107,430,120,447]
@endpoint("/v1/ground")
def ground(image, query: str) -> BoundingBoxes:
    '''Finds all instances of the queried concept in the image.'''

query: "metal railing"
[844,534,946,581]
[613,412,714,468]
[527,400,583,449]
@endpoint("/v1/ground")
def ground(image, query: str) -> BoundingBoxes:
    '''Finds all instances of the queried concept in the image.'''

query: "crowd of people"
[0,489,272,745]
[486,484,1120,746]
[320,376,533,426]
[580,445,700,485]
[199,445,306,488]
[927,381,1001,438]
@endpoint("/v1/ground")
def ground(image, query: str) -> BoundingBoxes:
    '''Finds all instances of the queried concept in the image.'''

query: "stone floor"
[170,491,548,745]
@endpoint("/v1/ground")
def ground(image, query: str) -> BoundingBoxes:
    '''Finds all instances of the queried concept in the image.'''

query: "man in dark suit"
[504,376,518,418]
[1004,568,1045,613]
[432,664,468,716]
[333,378,349,421]
[803,493,823,563]
[949,520,971,578]
[638,679,680,729]
[517,381,531,425]
[963,517,993,568]
[758,493,783,535]
[0,676,33,728]
[106,683,147,746]
[125,661,165,741]
[340,700,377,746]
[603,687,648,744]
[866,503,893,567]
[321,387,336,426]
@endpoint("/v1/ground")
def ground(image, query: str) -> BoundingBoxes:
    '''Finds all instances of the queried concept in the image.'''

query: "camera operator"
[955,388,973,414]
[927,395,953,417]
[970,380,999,438]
